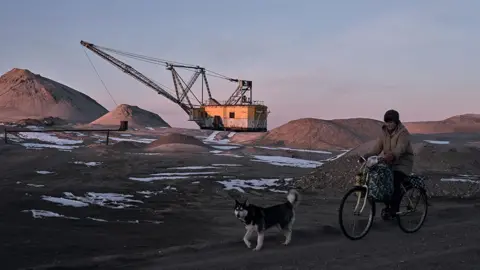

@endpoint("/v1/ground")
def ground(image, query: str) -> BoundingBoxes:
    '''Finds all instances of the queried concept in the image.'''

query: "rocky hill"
[404,114,480,134]
[91,104,170,128]
[0,68,108,122]
[255,118,383,150]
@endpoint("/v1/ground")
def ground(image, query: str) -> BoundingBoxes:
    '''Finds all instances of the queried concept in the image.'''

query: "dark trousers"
[387,170,407,213]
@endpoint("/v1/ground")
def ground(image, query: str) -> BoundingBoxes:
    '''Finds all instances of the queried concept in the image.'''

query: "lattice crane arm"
[80,40,191,114]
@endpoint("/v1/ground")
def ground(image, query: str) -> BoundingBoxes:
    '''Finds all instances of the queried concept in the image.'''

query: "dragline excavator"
[80,40,268,132]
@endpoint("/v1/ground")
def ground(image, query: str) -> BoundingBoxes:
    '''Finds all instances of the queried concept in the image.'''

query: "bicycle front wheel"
[338,186,375,240]
[396,187,428,233]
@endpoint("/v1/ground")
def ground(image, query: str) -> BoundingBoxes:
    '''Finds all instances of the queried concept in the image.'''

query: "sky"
[1,0,479,129]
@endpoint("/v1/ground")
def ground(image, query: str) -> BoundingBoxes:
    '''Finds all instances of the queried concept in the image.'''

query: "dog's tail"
[287,189,300,208]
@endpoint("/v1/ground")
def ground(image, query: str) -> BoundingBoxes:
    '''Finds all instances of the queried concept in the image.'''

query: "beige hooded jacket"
[364,123,414,175]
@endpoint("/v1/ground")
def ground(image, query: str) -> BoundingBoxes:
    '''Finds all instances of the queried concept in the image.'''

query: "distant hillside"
[404,114,480,134]
[91,104,170,128]
[255,117,383,150]
[0,68,108,122]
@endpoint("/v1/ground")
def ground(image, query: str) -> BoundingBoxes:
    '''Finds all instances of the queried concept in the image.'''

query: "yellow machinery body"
[190,104,268,132]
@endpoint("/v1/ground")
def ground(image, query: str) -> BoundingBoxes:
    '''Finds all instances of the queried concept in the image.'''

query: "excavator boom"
[80,40,191,114]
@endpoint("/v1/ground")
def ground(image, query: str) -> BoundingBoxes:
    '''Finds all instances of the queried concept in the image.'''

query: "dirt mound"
[0,68,108,122]
[110,141,143,151]
[14,117,67,127]
[256,118,383,150]
[404,114,480,134]
[91,104,170,128]
[145,133,209,152]
[296,142,480,198]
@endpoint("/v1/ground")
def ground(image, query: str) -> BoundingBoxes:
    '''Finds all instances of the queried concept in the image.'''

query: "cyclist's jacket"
[365,123,414,175]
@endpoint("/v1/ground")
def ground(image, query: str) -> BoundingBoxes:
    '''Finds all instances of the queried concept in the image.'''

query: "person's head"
[384,109,400,132]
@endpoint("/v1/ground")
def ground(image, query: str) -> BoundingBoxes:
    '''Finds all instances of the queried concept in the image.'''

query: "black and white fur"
[234,189,300,251]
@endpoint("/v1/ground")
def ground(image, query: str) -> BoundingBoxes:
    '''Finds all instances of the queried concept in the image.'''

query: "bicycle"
[338,155,429,240]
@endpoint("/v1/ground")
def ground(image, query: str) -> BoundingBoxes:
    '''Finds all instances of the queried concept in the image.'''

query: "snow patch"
[252,155,323,168]
[167,166,216,170]
[210,145,240,150]
[36,170,54,175]
[18,132,83,145]
[73,161,102,167]
[212,164,243,167]
[217,178,284,193]
[256,146,332,154]
[27,184,45,188]
[42,196,89,207]
[424,140,450,145]
[22,209,79,220]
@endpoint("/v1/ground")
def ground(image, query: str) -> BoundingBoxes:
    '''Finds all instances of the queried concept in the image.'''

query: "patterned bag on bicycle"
[366,164,394,202]
[406,174,427,190]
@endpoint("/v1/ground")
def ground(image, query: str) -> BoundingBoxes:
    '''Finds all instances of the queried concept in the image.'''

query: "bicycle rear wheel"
[396,187,428,233]
[339,186,375,240]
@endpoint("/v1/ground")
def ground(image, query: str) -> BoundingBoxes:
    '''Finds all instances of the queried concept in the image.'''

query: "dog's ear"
[234,199,240,206]
[244,199,249,207]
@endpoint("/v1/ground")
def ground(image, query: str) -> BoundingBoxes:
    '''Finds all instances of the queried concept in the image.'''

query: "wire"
[96,44,237,81]
[83,48,118,107]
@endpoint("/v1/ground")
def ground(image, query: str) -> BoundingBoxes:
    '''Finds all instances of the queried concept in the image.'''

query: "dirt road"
[116,199,479,270]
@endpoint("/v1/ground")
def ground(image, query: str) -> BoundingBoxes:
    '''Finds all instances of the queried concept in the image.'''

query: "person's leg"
[391,171,407,216]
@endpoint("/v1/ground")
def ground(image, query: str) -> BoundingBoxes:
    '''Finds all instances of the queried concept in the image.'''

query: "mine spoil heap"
[0,68,108,122]
[91,104,170,128]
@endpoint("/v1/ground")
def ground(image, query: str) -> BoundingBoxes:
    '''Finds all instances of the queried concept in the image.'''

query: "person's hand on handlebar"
[383,152,395,164]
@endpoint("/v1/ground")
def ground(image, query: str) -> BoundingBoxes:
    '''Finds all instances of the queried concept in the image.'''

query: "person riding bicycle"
[361,109,414,220]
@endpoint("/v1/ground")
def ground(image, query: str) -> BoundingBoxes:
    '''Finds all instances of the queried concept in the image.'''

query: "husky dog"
[234,189,300,251]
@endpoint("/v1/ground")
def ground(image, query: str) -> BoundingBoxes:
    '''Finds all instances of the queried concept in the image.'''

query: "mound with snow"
[145,133,210,152]
[256,118,383,150]
[91,104,170,128]
[297,140,480,198]
[0,68,108,122]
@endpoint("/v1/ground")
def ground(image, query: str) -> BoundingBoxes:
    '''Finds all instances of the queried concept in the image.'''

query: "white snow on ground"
[41,192,144,209]
[64,131,87,137]
[42,196,89,207]
[17,132,83,145]
[151,172,218,176]
[325,149,351,162]
[26,126,44,131]
[255,146,332,154]
[210,145,241,150]
[205,131,220,142]
[120,134,132,137]
[217,178,286,193]
[215,153,243,158]
[441,177,480,184]
[251,155,323,168]
[191,181,200,184]
[129,171,218,182]
[109,136,156,144]
[87,217,108,222]
[145,127,155,130]
[22,143,80,151]
[424,140,450,145]
[167,166,216,170]
[73,161,102,167]
[36,170,54,175]
[212,164,243,167]
[22,209,79,219]
[136,190,164,198]
[27,184,45,188]
[228,132,236,138]
[210,150,223,154]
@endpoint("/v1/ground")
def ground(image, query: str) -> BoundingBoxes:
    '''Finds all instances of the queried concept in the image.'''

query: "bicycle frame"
[354,156,420,216]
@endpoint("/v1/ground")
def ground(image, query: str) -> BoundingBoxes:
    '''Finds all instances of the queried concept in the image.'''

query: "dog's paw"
[283,241,290,246]
[243,240,252,249]
[252,246,262,251]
